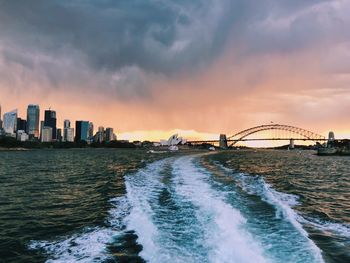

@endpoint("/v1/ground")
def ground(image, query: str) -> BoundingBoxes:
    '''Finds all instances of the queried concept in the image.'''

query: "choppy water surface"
[0,149,349,263]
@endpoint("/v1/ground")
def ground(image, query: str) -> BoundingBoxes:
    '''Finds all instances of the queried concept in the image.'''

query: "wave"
[123,159,167,262]
[173,156,268,263]
[213,161,325,262]
[28,195,130,263]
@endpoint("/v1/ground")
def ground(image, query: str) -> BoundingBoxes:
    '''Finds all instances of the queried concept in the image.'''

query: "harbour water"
[0,149,349,263]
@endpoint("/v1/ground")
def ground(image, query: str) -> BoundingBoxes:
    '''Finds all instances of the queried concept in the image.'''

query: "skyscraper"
[26,104,40,138]
[3,109,18,135]
[65,128,74,142]
[16,118,27,131]
[105,128,114,142]
[63,119,74,142]
[64,119,70,129]
[75,121,89,142]
[57,128,62,142]
[41,126,53,142]
[96,126,105,143]
[44,109,57,140]
[88,122,94,143]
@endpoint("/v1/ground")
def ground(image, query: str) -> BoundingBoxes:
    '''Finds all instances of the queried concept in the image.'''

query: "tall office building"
[96,126,105,143]
[44,109,57,140]
[64,119,70,129]
[3,109,18,135]
[75,121,89,142]
[105,128,114,142]
[16,118,27,131]
[88,122,94,142]
[57,128,62,142]
[26,104,40,138]
[41,126,53,142]
[63,119,72,142]
[65,128,74,142]
[40,121,44,140]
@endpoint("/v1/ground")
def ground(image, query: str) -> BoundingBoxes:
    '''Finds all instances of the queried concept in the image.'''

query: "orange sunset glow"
[1,0,350,144]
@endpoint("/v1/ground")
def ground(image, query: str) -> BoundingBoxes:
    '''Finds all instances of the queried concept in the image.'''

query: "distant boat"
[208,147,215,151]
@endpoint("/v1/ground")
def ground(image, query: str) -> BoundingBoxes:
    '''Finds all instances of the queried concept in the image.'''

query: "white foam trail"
[299,217,350,239]
[124,159,170,262]
[29,228,117,263]
[214,163,325,263]
[28,196,130,263]
[173,156,268,263]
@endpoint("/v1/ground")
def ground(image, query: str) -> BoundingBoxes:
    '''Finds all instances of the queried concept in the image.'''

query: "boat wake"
[29,155,328,263]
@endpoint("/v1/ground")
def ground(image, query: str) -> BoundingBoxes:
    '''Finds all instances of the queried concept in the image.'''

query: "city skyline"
[0,103,119,144]
[0,102,348,143]
[1,1,350,141]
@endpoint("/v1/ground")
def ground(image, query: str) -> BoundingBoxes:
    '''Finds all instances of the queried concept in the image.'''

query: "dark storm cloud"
[0,0,347,99]
[0,0,233,73]
[0,0,331,73]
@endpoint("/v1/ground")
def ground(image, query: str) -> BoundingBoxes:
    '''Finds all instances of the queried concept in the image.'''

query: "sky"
[1,0,350,141]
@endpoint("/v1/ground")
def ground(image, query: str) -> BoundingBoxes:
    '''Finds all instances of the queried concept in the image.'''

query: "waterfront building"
[16,118,27,132]
[65,128,74,142]
[63,119,71,142]
[44,109,57,140]
[105,128,114,142]
[41,126,53,142]
[95,126,105,143]
[16,130,29,142]
[57,128,62,142]
[64,119,71,129]
[88,122,94,143]
[40,121,44,140]
[160,134,186,146]
[75,121,89,142]
[3,109,18,135]
[26,104,40,138]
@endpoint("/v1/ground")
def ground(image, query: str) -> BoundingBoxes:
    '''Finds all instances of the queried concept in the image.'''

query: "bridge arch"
[227,124,325,146]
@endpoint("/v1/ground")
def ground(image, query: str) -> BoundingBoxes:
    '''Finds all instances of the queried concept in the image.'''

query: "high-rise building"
[41,126,53,142]
[105,128,114,142]
[88,122,94,143]
[26,104,40,138]
[62,120,74,142]
[40,120,44,139]
[44,109,57,140]
[64,119,70,129]
[16,118,27,131]
[57,128,62,142]
[3,109,18,135]
[96,126,105,143]
[75,121,89,142]
[65,128,74,142]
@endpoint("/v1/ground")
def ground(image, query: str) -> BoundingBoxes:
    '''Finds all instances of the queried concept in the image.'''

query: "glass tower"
[3,109,18,134]
[26,104,40,138]
[75,121,89,142]
[44,109,57,140]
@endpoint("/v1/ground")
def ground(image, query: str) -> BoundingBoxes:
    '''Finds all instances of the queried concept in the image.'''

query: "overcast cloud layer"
[1,0,350,138]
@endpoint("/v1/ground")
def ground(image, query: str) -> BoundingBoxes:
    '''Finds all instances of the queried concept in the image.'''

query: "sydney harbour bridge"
[188,124,327,148]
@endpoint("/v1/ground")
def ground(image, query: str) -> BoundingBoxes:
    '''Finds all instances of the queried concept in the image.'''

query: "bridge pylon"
[219,134,228,149]
[289,139,295,149]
